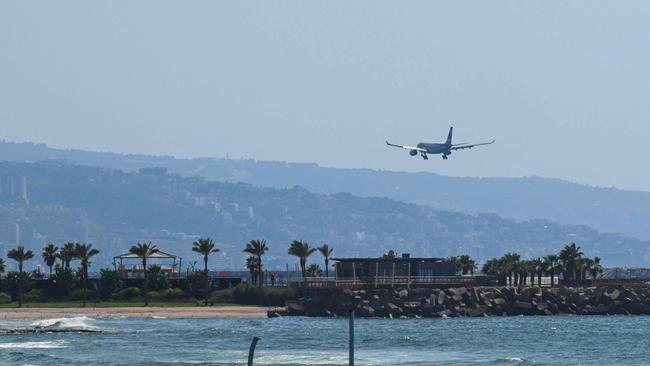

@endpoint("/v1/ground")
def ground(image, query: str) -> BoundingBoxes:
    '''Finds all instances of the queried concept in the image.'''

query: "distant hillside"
[2,140,650,240]
[0,160,648,270]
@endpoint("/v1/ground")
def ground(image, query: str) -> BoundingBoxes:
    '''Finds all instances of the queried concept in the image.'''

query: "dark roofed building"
[333,252,456,282]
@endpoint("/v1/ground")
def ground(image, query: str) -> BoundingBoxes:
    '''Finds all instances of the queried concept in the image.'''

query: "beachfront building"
[113,250,181,279]
[291,251,483,288]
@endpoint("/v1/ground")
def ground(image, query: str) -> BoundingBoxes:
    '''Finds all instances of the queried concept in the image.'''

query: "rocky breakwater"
[281,285,650,318]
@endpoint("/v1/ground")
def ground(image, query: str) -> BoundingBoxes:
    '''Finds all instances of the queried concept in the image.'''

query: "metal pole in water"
[349,309,355,366]
[247,336,260,366]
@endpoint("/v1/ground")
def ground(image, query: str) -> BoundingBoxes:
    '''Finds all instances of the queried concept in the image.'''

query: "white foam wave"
[30,316,98,330]
[0,340,69,349]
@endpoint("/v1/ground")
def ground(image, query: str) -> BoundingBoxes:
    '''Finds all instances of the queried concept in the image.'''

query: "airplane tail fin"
[445,126,453,145]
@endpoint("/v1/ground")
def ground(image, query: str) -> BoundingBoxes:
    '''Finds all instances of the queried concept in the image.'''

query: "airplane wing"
[386,141,427,152]
[450,139,496,151]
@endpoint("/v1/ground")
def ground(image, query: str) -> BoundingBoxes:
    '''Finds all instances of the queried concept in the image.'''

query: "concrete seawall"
[280,285,650,317]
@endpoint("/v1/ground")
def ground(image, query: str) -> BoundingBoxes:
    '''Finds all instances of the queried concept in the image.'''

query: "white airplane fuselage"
[416,142,451,155]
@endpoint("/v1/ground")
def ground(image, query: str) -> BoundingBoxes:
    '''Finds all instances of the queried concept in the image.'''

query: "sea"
[0,315,649,365]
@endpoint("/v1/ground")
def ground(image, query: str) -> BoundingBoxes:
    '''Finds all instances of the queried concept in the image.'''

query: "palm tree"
[7,246,34,307]
[529,258,543,286]
[578,258,594,284]
[192,237,219,304]
[481,258,507,285]
[42,243,59,278]
[0,258,5,292]
[502,252,520,286]
[589,257,603,284]
[75,243,100,307]
[243,239,268,287]
[306,264,322,277]
[288,240,317,278]
[245,256,260,285]
[129,242,159,306]
[318,244,334,278]
[559,242,583,284]
[543,255,560,287]
[445,256,462,275]
[538,257,549,286]
[58,242,77,269]
[459,255,477,275]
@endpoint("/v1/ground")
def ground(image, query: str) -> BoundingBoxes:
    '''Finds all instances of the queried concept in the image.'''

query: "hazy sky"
[2,1,650,191]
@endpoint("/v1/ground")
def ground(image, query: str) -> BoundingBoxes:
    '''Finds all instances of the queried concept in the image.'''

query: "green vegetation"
[192,237,219,305]
[318,244,333,278]
[243,239,268,288]
[129,242,158,306]
[481,242,603,286]
[288,240,317,277]
[211,284,298,306]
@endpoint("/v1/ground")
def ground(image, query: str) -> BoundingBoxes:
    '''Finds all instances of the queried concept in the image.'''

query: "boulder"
[437,291,446,305]
[387,302,403,316]
[606,289,621,301]
[513,301,533,310]
[398,289,409,298]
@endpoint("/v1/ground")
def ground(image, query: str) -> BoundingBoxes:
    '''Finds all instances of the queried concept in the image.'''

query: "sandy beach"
[0,306,269,319]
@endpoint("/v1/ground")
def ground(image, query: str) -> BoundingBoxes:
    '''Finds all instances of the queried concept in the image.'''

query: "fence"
[289,275,478,288]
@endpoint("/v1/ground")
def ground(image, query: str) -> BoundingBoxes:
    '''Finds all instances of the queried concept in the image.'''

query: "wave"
[30,316,98,330]
[0,340,69,349]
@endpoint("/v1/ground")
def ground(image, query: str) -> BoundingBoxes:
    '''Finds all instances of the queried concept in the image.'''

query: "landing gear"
[421,153,428,160]
[442,154,448,160]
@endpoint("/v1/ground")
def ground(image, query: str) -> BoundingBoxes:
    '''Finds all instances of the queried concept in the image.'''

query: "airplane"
[386,127,495,160]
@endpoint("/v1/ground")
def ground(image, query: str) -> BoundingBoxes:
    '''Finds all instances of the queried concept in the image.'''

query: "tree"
[318,244,334,278]
[7,246,34,307]
[482,258,508,285]
[42,243,59,278]
[459,255,477,275]
[243,239,268,287]
[445,256,462,275]
[529,258,543,286]
[589,257,603,284]
[502,252,520,286]
[129,242,159,306]
[306,264,322,277]
[288,240,317,278]
[0,258,5,292]
[192,237,219,304]
[246,256,260,285]
[58,242,77,269]
[543,255,560,287]
[75,243,99,307]
[559,242,583,284]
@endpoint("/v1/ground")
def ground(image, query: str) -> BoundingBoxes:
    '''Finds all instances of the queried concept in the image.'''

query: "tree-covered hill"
[0,160,648,270]
[2,140,650,240]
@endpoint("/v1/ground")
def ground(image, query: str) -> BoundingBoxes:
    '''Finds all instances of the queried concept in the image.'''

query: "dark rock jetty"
[276,285,650,318]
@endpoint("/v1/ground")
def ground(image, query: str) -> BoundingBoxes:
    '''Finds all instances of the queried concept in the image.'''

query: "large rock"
[437,291,446,305]
[605,289,621,301]
[398,289,409,298]
[387,302,403,316]
[514,301,533,310]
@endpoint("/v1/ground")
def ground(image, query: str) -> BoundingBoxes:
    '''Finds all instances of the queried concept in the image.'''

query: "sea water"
[0,315,649,365]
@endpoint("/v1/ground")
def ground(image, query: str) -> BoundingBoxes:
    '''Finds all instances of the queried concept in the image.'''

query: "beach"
[0,305,268,319]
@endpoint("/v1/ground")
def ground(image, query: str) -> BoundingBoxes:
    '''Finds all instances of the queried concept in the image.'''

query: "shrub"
[147,265,170,291]
[70,288,96,301]
[163,288,188,300]
[24,289,46,302]
[112,287,141,300]
[149,288,189,300]
[230,284,298,306]
[0,292,12,304]
[99,268,121,300]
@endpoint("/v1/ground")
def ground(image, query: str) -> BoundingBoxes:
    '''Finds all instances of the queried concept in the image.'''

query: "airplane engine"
[409,150,418,156]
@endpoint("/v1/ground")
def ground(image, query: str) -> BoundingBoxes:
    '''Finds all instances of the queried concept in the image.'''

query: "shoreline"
[0,306,269,319]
